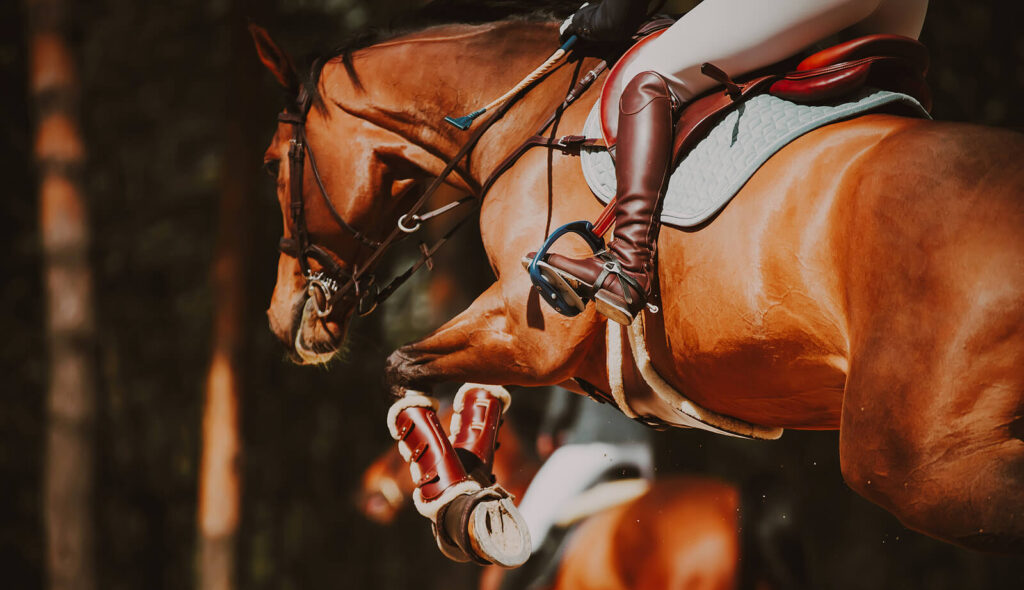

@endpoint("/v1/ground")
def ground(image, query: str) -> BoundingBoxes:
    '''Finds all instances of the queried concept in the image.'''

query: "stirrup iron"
[527,220,606,317]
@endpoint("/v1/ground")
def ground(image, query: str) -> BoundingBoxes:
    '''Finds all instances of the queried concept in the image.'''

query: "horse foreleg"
[385,282,599,393]
[386,391,531,567]
[384,283,601,565]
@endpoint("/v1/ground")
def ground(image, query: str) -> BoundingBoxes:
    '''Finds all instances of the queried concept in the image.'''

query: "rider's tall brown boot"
[531,70,676,325]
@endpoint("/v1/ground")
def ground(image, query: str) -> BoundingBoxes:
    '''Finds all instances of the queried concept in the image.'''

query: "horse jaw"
[293,297,347,365]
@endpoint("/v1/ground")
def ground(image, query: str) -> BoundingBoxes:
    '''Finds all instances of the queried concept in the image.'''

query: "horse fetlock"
[386,392,530,565]
[387,394,478,516]
[385,392,482,561]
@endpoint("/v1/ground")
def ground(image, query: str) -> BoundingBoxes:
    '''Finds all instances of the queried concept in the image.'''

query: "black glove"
[559,0,650,45]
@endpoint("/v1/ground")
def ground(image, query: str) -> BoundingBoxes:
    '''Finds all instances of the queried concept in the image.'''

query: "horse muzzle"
[292,296,347,364]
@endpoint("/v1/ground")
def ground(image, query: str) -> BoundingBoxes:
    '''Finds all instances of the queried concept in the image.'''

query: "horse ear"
[249,24,300,94]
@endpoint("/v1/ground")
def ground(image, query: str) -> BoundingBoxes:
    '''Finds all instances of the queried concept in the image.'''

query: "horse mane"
[305,0,579,102]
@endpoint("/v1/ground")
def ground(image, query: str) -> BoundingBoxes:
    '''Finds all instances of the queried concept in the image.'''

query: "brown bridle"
[276,88,388,319]
[274,58,607,321]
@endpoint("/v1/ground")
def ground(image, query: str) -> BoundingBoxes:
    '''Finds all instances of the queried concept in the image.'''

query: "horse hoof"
[468,496,532,568]
[431,521,473,563]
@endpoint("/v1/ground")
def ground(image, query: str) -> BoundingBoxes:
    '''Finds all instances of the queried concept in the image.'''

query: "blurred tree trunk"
[196,2,263,589]
[27,0,97,589]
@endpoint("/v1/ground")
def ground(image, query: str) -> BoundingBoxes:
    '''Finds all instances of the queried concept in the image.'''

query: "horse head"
[357,439,413,525]
[251,25,454,363]
[251,20,568,364]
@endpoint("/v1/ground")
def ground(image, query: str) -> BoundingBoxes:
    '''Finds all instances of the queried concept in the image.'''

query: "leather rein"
[274,56,606,321]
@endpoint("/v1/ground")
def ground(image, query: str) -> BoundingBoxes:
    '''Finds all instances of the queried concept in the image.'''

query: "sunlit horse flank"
[254,17,1024,551]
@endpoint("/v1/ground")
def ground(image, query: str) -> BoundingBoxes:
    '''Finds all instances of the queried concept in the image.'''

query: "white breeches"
[516,442,654,554]
[624,0,929,101]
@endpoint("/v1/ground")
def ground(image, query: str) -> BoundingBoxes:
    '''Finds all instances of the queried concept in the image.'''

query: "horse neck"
[324,22,574,192]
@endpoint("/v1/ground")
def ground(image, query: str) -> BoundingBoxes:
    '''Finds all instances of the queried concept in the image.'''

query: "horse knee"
[385,347,429,392]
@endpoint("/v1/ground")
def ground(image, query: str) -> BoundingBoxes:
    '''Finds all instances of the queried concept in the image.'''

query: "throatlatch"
[387,387,530,567]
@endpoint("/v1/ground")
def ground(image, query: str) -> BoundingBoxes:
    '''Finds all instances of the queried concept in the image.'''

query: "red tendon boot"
[449,383,512,482]
[387,390,529,567]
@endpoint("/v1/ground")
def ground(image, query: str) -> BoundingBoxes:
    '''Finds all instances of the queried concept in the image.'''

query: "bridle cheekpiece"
[276,90,385,320]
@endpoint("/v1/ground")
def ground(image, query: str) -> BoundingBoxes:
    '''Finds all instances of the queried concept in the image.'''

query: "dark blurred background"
[1,1,1022,589]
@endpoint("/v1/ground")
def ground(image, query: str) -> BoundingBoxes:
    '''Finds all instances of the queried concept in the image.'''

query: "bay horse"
[253,16,1024,552]
[357,410,803,590]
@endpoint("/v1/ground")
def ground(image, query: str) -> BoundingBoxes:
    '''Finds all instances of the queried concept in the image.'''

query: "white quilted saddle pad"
[580,87,929,228]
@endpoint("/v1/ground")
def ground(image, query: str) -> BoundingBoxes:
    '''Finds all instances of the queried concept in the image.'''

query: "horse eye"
[263,159,280,178]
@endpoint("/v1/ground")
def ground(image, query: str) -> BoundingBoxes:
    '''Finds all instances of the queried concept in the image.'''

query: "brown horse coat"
[255,21,1024,552]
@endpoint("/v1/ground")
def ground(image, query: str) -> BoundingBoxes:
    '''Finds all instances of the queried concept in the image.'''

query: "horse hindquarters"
[837,121,1024,552]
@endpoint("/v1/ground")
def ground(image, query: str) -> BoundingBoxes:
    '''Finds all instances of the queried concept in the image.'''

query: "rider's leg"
[533,0,928,324]
[623,0,928,101]
[532,70,676,325]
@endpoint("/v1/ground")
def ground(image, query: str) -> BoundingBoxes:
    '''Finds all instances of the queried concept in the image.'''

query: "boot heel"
[594,291,636,326]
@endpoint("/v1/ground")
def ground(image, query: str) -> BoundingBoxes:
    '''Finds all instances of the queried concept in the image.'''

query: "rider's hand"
[559,0,649,45]
[559,2,589,41]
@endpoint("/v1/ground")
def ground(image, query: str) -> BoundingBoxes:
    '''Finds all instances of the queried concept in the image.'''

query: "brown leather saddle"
[598,30,931,166]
